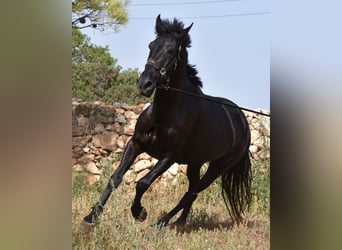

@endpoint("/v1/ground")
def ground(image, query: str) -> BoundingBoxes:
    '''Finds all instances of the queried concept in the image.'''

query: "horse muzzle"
[137,70,158,97]
[137,78,155,97]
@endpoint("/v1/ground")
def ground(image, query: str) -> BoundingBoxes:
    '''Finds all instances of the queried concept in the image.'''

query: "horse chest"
[134,124,183,158]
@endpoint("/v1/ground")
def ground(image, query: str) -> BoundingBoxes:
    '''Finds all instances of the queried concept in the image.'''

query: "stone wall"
[72,99,270,185]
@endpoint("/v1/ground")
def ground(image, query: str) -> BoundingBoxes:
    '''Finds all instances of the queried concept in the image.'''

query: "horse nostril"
[145,81,153,89]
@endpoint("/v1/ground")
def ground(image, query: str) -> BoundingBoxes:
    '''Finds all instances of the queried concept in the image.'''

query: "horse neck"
[152,62,189,122]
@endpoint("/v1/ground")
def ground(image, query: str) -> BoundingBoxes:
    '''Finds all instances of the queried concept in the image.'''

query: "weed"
[72,158,270,249]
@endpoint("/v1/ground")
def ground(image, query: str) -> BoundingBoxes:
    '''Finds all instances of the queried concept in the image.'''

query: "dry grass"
[72,160,269,249]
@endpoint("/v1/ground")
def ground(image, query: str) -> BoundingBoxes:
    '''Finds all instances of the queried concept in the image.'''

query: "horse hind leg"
[174,163,201,225]
[156,160,227,227]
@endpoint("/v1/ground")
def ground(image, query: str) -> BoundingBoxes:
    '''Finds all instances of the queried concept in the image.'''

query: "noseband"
[146,57,177,78]
[145,46,182,88]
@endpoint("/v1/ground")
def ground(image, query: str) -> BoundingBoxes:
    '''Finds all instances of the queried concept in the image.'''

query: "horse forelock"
[155,18,192,48]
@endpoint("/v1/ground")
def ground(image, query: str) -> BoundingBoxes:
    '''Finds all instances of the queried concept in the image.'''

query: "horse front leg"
[82,139,142,228]
[131,156,175,222]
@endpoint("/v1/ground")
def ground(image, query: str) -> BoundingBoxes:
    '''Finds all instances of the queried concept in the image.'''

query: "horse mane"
[187,64,203,88]
[156,17,203,88]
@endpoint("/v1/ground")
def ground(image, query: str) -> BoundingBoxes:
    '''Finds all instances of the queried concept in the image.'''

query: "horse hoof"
[136,207,147,222]
[132,206,147,222]
[174,219,186,226]
[79,220,94,233]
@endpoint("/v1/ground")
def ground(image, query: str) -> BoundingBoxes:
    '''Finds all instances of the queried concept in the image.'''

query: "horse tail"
[221,151,252,224]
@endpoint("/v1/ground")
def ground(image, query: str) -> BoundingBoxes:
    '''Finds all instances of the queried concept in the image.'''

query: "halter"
[145,46,182,88]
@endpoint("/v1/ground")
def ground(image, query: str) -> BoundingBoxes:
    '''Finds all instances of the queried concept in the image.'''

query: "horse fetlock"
[93,202,104,214]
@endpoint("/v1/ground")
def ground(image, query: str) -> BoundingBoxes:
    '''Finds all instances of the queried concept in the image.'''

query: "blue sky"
[83,0,270,110]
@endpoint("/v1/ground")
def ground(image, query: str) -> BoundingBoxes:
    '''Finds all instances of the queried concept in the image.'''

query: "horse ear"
[184,23,193,34]
[155,14,162,33]
[177,22,193,41]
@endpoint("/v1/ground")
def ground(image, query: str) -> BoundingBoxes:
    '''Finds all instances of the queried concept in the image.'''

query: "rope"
[158,85,270,117]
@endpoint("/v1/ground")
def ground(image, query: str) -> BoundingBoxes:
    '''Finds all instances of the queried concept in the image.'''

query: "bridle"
[145,46,182,89]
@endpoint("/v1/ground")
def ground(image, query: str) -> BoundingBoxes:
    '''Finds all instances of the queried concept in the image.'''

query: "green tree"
[72,0,129,32]
[72,29,150,105]
[104,68,143,104]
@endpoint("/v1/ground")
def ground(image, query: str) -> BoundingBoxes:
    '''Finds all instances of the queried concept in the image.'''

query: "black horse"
[83,15,251,229]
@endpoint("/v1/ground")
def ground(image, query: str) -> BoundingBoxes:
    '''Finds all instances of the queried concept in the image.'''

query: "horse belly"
[178,128,232,164]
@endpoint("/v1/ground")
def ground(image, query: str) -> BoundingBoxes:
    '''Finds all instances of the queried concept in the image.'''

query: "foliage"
[72,29,151,105]
[251,158,270,214]
[72,0,130,32]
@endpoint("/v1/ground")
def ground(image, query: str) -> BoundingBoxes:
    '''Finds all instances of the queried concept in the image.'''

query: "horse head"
[137,15,193,97]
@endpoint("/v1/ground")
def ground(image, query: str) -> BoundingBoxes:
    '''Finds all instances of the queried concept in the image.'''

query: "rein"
[145,45,182,84]
[146,47,270,118]
[157,84,271,117]
[146,58,177,78]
